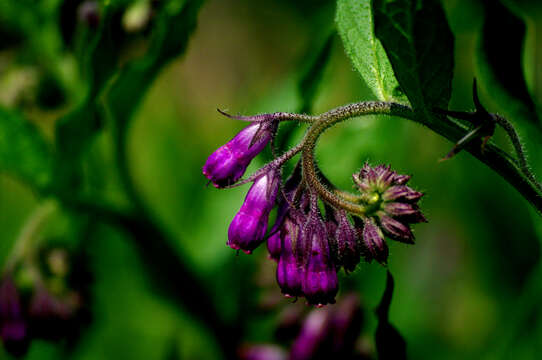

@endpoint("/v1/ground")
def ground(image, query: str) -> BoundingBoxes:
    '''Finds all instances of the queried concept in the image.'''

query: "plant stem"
[272,101,542,215]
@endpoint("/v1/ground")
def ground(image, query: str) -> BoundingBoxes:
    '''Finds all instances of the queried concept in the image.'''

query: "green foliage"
[372,0,454,121]
[0,108,52,189]
[336,0,400,101]
[476,0,539,129]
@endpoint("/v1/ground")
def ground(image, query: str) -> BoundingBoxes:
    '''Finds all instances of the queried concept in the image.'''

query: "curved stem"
[494,114,542,193]
[295,101,542,216]
[301,101,411,215]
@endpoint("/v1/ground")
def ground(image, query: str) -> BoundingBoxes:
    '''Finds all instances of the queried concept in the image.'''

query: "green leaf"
[476,0,540,130]
[375,271,406,360]
[372,0,454,122]
[0,107,52,189]
[336,0,400,101]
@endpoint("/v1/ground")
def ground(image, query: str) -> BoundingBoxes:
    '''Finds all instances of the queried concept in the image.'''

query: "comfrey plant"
[203,102,428,306]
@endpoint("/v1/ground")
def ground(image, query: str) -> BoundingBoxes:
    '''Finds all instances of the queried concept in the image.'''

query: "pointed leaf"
[336,0,401,101]
[372,0,454,123]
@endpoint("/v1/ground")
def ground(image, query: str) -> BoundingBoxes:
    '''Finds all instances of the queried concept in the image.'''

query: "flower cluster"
[203,114,426,306]
[0,246,91,356]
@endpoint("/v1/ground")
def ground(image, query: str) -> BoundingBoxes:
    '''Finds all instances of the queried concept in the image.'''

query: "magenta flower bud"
[362,218,389,264]
[203,122,274,188]
[382,185,423,202]
[0,276,29,356]
[351,163,425,257]
[379,215,414,243]
[277,218,304,298]
[383,202,418,217]
[334,210,360,273]
[228,170,280,254]
[289,308,333,360]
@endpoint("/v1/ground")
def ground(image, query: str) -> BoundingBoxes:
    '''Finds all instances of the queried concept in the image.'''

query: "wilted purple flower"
[228,169,281,254]
[352,163,426,262]
[276,217,304,298]
[0,275,29,356]
[203,121,275,188]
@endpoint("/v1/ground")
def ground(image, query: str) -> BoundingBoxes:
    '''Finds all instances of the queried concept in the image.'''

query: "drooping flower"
[276,217,304,298]
[228,169,281,254]
[203,120,275,188]
[300,202,338,307]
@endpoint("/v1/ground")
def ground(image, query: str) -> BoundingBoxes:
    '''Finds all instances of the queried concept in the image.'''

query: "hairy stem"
[287,101,542,215]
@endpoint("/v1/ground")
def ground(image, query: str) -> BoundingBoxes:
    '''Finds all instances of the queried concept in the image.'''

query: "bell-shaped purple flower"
[0,276,29,356]
[203,121,274,188]
[301,216,338,307]
[228,169,280,254]
[276,217,304,298]
[362,217,389,264]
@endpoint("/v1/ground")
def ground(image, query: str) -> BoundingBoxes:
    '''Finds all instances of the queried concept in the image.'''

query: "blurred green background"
[2,0,542,359]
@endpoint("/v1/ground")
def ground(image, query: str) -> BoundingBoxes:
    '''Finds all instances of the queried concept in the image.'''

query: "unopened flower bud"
[276,218,304,298]
[228,170,280,254]
[361,218,388,264]
[334,210,360,273]
[203,121,275,188]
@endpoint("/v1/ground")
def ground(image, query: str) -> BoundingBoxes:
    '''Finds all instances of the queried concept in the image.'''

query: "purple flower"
[276,217,304,298]
[300,212,338,307]
[289,308,333,360]
[228,169,280,254]
[203,122,274,188]
[0,276,29,356]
